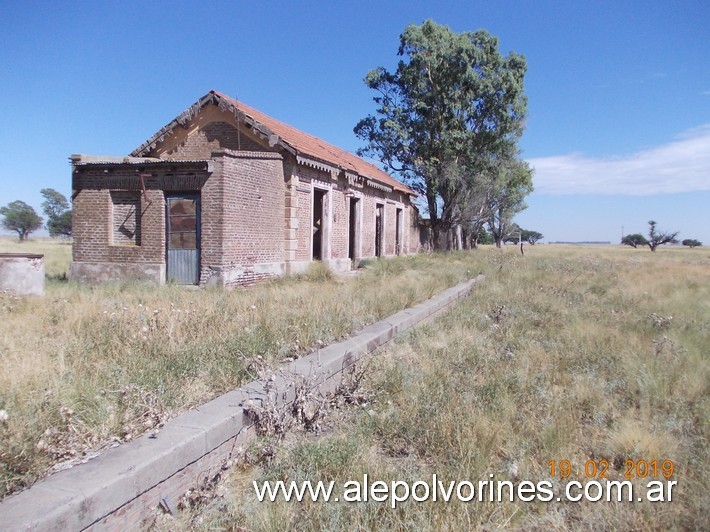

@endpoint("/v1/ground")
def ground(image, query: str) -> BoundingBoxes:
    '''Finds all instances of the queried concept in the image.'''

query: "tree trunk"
[431,224,441,251]
[445,228,454,251]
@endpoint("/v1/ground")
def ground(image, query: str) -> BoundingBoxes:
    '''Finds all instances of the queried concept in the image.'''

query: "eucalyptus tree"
[486,156,533,248]
[355,20,528,250]
[40,188,72,237]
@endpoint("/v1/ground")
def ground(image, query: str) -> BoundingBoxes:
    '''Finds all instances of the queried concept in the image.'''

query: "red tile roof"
[132,91,413,195]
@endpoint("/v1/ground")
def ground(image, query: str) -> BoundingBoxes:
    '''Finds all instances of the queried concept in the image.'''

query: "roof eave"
[70,155,213,174]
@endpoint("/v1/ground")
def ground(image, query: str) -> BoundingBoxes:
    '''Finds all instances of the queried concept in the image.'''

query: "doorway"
[395,208,403,255]
[166,195,200,284]
[348,197,360,262]
[312,189,326,260]
[375,203,384,258]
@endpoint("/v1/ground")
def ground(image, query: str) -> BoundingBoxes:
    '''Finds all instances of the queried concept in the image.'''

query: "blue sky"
[1,0,708,243]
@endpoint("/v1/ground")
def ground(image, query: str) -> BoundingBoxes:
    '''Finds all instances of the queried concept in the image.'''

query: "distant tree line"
[621,220,701,251]
[0,188,72,242]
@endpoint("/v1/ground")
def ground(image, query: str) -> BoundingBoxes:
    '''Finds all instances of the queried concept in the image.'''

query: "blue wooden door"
[166,195,200,284]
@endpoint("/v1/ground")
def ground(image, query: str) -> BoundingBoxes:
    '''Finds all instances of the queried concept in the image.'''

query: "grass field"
[163,245,710,530]
[0,238,486,498]
[0,237,72,279]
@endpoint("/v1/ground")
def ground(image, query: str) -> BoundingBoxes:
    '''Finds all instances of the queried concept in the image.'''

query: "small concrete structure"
[0,253,45,296]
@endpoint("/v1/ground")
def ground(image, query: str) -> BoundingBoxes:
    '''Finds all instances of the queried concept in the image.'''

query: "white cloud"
[528,124,710,195]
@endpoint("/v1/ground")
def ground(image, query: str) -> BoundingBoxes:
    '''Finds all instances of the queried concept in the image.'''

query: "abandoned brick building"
[70,91,421,286]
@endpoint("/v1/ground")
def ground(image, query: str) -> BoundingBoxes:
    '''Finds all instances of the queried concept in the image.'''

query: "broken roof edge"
[70,154,210,166]
[72,154,160,165]
[129,91,296,159]
[129,90,415,196]
[69,154,213,173]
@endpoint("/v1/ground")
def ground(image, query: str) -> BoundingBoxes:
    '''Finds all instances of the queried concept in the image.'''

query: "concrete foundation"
[290,258,353,276]
[70,261,166,285]
[204,261,286,288]
[0,254,45,296]
[323,257,352,273]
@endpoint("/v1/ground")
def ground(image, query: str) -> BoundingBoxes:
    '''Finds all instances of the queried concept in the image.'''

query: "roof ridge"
[134,91,413,195]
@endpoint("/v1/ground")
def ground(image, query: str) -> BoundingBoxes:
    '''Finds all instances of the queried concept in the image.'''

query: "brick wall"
[296,186,312,261]
[72,166,210,283]
[329,179,349,260]
[110,191,141,245]
[222,152,285,264]
[283,160,298,270]
[163,121,265,160]
[73,183,164,266]
[198,163,224,282]
[295,167,336,262]
[291,167,419,264]
[145,104,269,160]
[72,188,111,263]
[385,202,395,256]
[72,149,288,288]
[353,187,420,259]
[200,150,286,287]
[360,193,379,257]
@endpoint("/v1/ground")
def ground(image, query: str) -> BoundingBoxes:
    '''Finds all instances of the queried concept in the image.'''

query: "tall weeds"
[181,246,709,531]
[0,250,484,497]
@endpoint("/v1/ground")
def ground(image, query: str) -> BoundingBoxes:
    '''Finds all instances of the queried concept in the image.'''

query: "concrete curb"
[0,275,484,531]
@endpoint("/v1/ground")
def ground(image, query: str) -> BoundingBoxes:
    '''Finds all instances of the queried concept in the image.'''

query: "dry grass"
[0,236,72,279]
[0,243,485,498]
[173,245,709,531]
